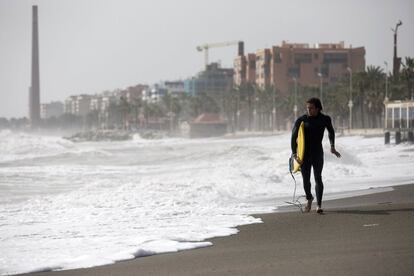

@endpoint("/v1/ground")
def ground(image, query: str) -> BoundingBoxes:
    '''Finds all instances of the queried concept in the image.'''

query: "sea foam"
[1,131,414,275]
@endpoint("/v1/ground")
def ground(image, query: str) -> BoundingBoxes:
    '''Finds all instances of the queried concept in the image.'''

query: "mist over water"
[1,130,414,275]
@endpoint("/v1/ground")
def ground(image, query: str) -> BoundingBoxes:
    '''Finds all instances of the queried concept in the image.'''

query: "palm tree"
[401,57,414,100]
[132,97,143,129]
[237,83,255,131]
[107,102,120,129]
[119,96,131,130]
[361,66,385,128]
[258,85,277,131]
[161,93,183,132]
[353,74,366,128]
[176,93,191,122]
[85,110,99,129]
[253,85,263,131]
[188,92,219,118]
[222,87,239,132]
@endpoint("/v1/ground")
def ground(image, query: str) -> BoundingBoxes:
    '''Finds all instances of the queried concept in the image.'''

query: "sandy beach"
[24,184,414,276]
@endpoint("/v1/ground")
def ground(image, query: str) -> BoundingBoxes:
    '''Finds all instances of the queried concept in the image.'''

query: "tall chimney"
[30,5,40,125]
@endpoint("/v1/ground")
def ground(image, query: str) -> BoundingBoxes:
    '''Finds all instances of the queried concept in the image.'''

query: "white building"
[142,84,167,102]
[164,81,185,96]
[385,100,414,129]
[90,96,103,112]
[64,96,77,114]
[40,101,64,119]
[64,95,92,116]
[101,95,118,111]
[124,84,148,104]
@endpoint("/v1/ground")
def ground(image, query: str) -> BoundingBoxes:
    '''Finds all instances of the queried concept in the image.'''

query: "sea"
[1,129,413,275]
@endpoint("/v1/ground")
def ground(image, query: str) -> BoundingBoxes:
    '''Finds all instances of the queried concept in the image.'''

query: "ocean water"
[0,129,414,275]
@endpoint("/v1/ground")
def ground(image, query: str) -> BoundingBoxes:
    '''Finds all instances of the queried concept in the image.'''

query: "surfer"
[291,97,341,213]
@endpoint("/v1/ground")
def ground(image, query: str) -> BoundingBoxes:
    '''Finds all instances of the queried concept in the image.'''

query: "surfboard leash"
[286,155,304,212]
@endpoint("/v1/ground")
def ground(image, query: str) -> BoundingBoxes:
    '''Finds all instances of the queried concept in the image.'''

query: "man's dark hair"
[306,97,323,110]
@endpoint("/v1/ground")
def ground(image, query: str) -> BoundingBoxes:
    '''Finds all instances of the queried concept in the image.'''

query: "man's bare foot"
[316,206,323,214]
[304,198,313,212]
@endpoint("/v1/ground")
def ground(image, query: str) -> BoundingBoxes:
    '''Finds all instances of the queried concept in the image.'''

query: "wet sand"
[27,184,414,276]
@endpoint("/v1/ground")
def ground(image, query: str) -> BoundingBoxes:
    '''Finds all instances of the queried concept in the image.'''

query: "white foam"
[0,130,75,163]
[0,131,414,275]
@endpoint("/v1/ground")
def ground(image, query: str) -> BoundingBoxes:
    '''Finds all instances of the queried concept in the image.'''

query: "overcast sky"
[0,0,413,118]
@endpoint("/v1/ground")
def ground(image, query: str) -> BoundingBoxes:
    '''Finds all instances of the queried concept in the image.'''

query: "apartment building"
[142,84,168,102]
[40,101,64,119]
[64,95,92,116]
[246,54,256,84]
[255,49,272,89]
[164,81,185,96]
[64,96,77,115]
[90,96,103,112]
[184,63,233,96]
[233,55,246,86]
[234,41,365,94]
[123,84,148,104]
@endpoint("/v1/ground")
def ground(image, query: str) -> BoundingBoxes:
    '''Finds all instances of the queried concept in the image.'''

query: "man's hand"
[293,153,303,165]
[331,147,341,158]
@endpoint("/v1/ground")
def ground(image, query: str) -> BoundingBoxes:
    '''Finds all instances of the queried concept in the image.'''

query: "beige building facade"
[234,41,365,94]
[64,95,92,116]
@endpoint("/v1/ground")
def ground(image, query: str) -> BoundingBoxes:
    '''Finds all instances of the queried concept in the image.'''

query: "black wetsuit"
[291,113,335,207]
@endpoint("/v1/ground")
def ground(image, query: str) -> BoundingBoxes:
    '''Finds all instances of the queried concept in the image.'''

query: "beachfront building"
[189,113,227,138]
[246,54,256,84]
[64,96,77,115]
[121,84,148,104]
[255,48,272,89]
[384,100,414,144]
[233,55,246,86]
[101,95,118,111]
[184,63,233,96]
[234,41,365,94]
[64,95,92,116]
[142,84,168,102]
[90,96,103,113]
[385,100,414,130]
[40,101,64,119]
[164,81,185,97]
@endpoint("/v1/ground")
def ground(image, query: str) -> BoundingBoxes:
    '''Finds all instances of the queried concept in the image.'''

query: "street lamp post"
[236,91,240,132]
[253,90,258,131]
[384,61,389,102]
[293,77,298,119]
[272,87,276,132]
[317,72,323,104]
[168,92,174,134]
[392,20,403,77]
[383,61,389,129]
[347,67,353,130]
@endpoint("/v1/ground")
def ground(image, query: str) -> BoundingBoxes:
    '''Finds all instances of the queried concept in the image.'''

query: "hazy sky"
[0,0,413,118]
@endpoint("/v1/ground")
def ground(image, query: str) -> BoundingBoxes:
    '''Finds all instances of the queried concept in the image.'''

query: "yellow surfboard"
[293,121,305,173]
